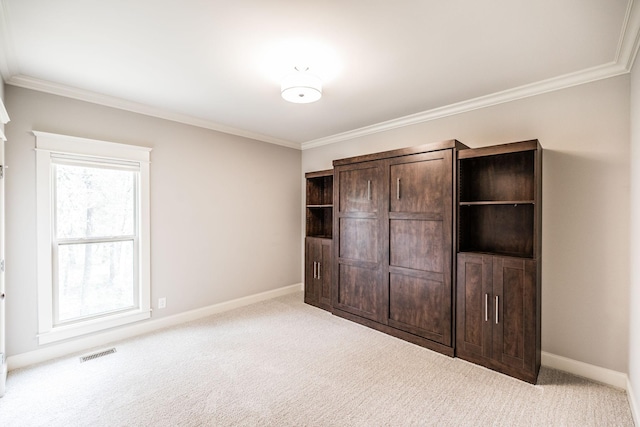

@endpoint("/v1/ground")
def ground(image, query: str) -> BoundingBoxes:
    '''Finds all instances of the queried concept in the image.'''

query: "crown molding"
[3,1,639,152]
[617,0,640,70]
[301,62,628,150]
[5,75,301,150]
[301,0,640,150]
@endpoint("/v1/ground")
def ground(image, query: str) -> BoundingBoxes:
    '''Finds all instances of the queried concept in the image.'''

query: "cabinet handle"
[495,295,499,324]
[367,180,371,200]
[396,178,401,199]
[313,262,317,279]
[484,294,488,322]
[317,262,321,280]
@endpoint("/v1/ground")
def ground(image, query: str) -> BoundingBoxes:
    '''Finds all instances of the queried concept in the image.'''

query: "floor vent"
[79,348,117,363]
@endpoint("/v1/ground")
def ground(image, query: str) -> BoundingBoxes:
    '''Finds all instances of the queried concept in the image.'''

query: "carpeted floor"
[0,291,634,426]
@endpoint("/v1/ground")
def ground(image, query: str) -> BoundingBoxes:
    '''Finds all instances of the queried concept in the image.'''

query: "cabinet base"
[456,351,540,384]
[304,298,332,312]
[331,307,455,357]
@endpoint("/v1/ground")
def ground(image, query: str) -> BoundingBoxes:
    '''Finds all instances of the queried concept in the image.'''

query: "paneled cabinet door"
[456,253,493,359]
[334,162,386,323]
[387,150,453,346]
[305,237,332,311]
[318,239,332,308]
[304,238,321,306]
[456,253,538,383]
[492,256,537,377]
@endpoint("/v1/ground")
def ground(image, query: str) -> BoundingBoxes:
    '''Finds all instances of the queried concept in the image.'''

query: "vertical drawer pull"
[317,262,321,280]
[495,295,499,324]
[313,262,317,279]
[397,178,401,199]
[367,180,371,200]
[485,293,488,322]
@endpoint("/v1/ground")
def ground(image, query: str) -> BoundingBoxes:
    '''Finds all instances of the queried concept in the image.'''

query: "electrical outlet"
[158,297,166,309]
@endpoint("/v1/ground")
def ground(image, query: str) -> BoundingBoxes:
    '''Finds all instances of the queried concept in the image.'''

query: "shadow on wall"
[541,148,629,368]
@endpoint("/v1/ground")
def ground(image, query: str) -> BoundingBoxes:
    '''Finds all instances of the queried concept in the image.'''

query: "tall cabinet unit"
[332,140,467,355]
[304,170,333,311]
[456,140,542,383]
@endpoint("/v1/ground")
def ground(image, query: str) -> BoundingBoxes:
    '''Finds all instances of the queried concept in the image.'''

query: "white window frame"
[35,131,151,345]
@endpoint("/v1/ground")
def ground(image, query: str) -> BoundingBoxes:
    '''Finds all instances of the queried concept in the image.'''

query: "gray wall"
[5,85,302,356]
[302,75,631,373]
[629,59,640,416]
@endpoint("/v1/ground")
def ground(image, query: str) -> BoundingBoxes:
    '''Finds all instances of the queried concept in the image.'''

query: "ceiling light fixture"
[281,67,322,104]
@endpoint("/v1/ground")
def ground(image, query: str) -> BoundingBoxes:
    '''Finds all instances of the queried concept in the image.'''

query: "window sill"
[37,309,151,345]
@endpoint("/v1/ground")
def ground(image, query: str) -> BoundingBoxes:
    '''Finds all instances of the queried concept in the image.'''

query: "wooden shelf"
[460,200,534,206]
[458,203,534,258]
[457,143,539,259]
[305,170,334,312]
[457,249,535,259]
[305,170,333,239]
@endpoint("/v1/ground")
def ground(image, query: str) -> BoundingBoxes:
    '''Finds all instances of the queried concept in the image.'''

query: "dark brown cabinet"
[305,170,333,311]
[332,140,467,355]
[457,253,538,382]
[387,150,453,347]
[306,140,541,383]
[333,161,385,322]
[305,237,332,310]
[456,140,541,383]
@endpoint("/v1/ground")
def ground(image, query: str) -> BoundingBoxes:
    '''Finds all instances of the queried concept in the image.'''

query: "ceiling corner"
[616,0,640,71]
[0,0,19,82]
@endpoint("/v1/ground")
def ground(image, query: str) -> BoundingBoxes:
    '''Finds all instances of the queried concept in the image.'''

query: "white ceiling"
[0,0,639,149]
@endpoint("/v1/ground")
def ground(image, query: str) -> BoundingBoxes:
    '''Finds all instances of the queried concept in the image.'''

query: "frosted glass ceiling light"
[281,67,322,103]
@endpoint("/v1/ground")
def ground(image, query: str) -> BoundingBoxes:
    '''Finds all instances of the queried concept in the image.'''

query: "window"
[35,131,151,344]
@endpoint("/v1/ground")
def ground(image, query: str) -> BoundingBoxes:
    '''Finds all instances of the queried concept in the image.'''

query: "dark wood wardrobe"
[331,140,467,355]
[303,139,542,383]
[455,140,542,383]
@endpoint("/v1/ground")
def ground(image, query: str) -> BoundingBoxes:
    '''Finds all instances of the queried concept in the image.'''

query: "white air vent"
[79,348,117,363]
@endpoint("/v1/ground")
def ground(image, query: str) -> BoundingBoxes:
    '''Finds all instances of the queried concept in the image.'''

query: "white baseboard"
[541,351,628,389]
[628,377,639,427]
[7,283,303,371]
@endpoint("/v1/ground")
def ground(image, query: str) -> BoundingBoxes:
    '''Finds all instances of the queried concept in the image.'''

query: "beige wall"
[629,60,640,414]
[4,85,302,356]
[303,75,631,372]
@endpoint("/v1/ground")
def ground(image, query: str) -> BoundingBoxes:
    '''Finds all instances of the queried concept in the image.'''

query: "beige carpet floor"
[0,291,634,426]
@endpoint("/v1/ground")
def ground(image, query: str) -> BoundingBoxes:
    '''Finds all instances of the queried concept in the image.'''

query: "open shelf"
[459,150,535,203]
[306,170,334,238]
[306,173,333,206]
[459,204,534,258]
[458,142,539,259]
[306,206,333,238]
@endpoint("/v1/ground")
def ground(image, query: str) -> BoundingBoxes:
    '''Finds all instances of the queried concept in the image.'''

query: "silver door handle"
[495,296,499,324]
[317,262,321,280]
[367,180,371,200]
[484,294,488,322]
[313,262,317,279]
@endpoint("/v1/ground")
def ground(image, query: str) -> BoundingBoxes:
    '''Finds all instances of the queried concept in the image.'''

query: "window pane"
[55,164,135,239]
[56,241,135,323]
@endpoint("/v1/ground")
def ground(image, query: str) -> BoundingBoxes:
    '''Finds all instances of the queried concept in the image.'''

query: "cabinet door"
[338,164,380,213]
[304,239,321,305]
[389,151,449,215]
[456,253,493,360]
[387,150,453,345]
[319,239,332,307]
[492,257,537,376]
[334,161,386,323]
